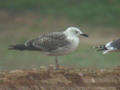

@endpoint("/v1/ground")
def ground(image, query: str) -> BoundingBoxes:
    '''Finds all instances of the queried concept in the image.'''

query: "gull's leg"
[55,56,59,70]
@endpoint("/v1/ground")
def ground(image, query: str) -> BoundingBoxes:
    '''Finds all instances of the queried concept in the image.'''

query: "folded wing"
[22,32,70,51]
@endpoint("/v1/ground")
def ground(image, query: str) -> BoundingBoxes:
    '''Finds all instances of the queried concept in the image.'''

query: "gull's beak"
[80,33,88,37]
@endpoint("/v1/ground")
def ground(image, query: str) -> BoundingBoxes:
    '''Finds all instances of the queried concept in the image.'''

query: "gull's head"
[64,27,88,37]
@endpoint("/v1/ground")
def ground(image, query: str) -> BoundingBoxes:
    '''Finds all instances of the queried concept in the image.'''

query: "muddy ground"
[0,66,120,90]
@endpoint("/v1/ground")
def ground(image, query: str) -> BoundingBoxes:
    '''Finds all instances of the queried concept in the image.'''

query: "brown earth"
[0,66,120,90]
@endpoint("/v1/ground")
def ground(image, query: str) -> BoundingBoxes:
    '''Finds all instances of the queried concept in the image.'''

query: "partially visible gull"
[96,39,120,54]
[9,27,88,69]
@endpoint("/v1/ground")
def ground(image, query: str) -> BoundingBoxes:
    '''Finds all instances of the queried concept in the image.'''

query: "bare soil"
[0,66,120,90]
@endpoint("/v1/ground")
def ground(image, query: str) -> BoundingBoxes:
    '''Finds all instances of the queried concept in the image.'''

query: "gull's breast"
[68,37,79,51]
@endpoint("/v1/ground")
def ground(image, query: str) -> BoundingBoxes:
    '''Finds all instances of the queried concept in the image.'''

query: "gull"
[96,39,120,54]
[9,27,88,69]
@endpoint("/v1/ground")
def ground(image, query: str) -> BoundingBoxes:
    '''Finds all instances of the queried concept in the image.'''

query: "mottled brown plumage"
[26,32,70,51]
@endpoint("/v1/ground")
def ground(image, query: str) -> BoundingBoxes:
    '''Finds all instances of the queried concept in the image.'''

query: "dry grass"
[0,66,120,90]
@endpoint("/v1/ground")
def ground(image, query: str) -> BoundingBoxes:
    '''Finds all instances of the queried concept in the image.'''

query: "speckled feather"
[25,32,70,51]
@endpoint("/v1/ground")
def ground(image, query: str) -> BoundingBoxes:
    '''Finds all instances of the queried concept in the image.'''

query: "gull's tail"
[95,45,107,51]
[8,44,27,51]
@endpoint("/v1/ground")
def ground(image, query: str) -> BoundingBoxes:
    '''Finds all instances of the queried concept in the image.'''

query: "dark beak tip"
[82,34,88,37]
[86,34,89,37]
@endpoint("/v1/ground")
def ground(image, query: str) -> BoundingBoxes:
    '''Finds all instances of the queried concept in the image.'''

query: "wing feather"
[25,32,70,51]
[111,39,120,49]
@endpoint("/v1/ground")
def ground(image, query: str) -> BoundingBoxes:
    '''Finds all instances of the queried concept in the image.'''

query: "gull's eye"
[75,30,78,34]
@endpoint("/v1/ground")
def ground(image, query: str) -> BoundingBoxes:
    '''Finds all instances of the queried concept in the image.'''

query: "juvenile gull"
[9,27,88,69]
[96,38,120,54]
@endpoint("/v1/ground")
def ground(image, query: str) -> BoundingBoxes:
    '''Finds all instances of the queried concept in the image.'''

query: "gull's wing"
[110,39,120,49]
[25,32,70,51]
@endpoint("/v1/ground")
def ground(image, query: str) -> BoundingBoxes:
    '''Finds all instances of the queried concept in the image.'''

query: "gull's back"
[26,32,70,52]
[110,39,120,50]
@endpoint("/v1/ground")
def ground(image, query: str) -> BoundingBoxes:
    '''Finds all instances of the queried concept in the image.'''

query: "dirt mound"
[0,66,120,90]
